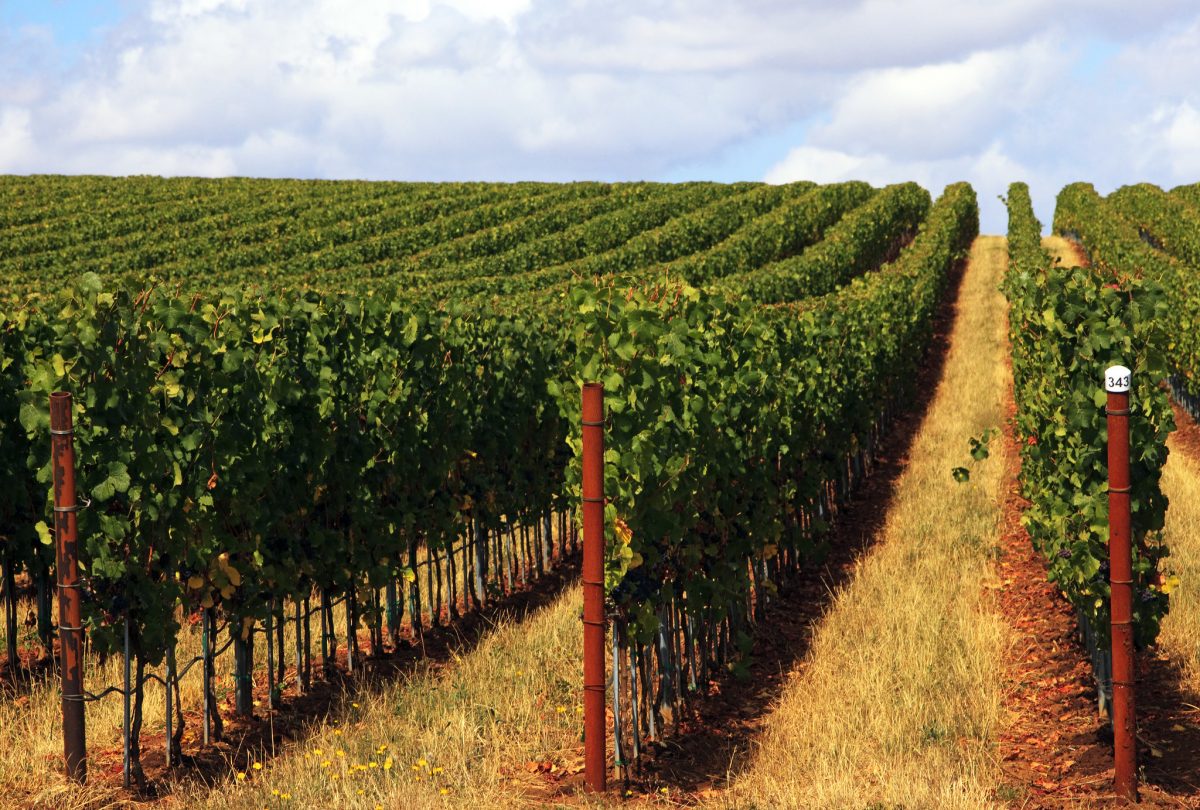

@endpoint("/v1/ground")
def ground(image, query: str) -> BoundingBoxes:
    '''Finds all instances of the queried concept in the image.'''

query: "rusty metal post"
[50,391,87,783]
[1105,365,1137,802]
[581,383,606,792]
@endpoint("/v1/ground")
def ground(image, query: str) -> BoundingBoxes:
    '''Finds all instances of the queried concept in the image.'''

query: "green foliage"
[1005,182,1173,648]
[951,428,998,483]
[551,183,978,640]
[0,177,978,673]
[711,181,932,302]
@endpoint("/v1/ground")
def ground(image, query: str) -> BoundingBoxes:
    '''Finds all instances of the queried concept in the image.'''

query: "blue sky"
[1,1,1199,232]
[0,0,123,46]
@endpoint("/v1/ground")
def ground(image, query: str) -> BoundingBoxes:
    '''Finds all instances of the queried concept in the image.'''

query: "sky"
[1,1,1199,233]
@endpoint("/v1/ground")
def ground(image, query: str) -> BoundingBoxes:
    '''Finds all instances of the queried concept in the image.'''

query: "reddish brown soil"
[993,392,1200,808]
[993,240,1200,808]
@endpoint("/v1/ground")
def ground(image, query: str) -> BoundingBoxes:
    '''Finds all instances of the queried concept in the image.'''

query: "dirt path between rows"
[993,236,1200,808]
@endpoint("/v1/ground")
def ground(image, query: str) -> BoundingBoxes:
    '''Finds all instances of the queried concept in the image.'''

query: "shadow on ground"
[616,255,970,798]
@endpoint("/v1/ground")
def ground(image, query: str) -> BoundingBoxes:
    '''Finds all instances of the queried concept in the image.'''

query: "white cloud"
[764,146,891,185]
[1160,103,1200,176]
[807,40,1067,160]
[0,1,1199,234]
[0,107,35,172]
[765,141,1035,232]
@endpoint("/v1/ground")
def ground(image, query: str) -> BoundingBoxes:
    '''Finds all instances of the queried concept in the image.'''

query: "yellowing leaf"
[613,517,632,546]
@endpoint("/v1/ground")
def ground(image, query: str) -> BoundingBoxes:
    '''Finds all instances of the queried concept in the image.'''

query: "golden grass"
[714,237,1012,809]
[1,238,1032,809]
[0,527,575,808]
[1155,437,1200,691]
[175,585,586,810]
[1042,234,1080,266]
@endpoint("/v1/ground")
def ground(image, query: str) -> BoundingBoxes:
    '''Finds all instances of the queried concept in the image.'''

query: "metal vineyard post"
[581,382,606,792]
[50,392,86,783]
[1105,364,1137,802]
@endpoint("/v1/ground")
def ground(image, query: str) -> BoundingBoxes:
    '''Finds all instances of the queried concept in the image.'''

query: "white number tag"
[1104,365,1132,393]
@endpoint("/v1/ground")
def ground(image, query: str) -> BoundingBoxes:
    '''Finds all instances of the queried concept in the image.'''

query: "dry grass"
[0,593,367,809]
[175,585,586,810]
[1156,439,1200,690]
[713,236,1012,809]
[0,527,577,808]
[1,238,1031,809]
[1042,234,1079,266]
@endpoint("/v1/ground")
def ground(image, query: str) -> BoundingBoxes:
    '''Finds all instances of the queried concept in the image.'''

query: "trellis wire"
[21,508,577,784]
[604,429,886,780]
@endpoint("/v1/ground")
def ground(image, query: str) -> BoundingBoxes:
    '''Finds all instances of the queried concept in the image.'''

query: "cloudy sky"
[1,1,1199,232]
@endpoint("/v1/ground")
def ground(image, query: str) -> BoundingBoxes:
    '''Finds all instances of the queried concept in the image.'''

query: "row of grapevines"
[1004,182,1173,647]
[0,175,239,229]
[0,181,933,646]
[1171,182,1200,210]
[5,183,581,288]
[1,176,430,264]
[190,182,608,283]
[1,181,489,293]
[1053,183,1200,399]
[0,179,948,770]
[708,181,931,302]
[395,182,776,299]
[662,181,874,286]
[1107,183,1200,268]
[308,182,728,288]
[485,180,883,314]
[411,179,883,303]
[550,182,977,640]
[1,274,574,769]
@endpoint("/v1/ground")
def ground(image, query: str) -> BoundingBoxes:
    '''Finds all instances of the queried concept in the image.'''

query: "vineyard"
[5,173,1200,807]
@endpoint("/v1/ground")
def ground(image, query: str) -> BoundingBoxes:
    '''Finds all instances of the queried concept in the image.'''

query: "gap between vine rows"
[994,237,1200,808]
[586,248,971,804]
